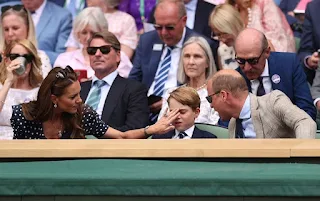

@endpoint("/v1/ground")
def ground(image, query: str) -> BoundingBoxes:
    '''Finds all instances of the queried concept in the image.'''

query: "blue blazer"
[129,27,218,89]
[36,1,72,64]
[152,126,217,139]
[298,0,320,84]
[238,52,316,120]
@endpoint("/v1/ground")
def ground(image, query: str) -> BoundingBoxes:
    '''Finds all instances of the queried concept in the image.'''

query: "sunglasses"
[153,24,175,31]
[87,45,114,55]
[210,31,229,41]
[7,53,34,63]
[206,91,221,103]
[235,48,266,65]
[1,4,26,14]
[51,66,75,92]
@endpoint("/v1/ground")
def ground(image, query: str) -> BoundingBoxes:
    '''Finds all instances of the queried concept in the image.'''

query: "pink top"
[104,11,138,50]
[54,48,133,78]
[249,0,296,52]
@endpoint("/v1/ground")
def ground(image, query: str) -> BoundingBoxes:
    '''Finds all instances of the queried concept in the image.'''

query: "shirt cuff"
[313,98,320,107]
[304,55,313,69]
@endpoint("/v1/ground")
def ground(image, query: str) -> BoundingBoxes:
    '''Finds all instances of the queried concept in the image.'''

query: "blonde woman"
[0,39,43,139]
[0,5,52,78]
[158,36,220,125]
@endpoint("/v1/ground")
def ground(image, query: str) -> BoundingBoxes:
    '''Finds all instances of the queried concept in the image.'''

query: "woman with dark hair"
[11,66,178,139]
[0,39,43,139]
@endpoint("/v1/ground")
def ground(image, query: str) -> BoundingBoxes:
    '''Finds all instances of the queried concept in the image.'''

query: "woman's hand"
[147,109,179,135]
[5,58,21,85]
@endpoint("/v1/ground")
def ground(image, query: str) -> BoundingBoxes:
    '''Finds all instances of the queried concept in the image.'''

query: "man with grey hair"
[129,0,217,123]
[234,28,316,120]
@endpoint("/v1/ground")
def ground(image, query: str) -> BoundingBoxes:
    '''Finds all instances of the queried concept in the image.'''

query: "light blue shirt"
[185,0,197,29]
[85,71,118,117]
[239,94,256,138]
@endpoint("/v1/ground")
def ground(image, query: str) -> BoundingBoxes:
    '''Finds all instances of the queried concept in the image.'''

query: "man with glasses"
[129,0,217,123]
[206,69,316,139]
[80,31,150,132]
[234,28,316,120]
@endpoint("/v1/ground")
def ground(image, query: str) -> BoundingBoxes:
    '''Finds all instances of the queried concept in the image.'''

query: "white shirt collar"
[174,125,195,138]
[92,70,118,87]
[260,59,269,77]
[239,94,251,120]
[33,0,47,16]
[185,0,198,11]
[168,27,186,49]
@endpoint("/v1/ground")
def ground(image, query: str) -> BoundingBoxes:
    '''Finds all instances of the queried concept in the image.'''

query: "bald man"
[206,69,316,139]
[234,28,316,120]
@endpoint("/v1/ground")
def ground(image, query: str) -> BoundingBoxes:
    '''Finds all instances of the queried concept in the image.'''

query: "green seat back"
[195,123,229,139]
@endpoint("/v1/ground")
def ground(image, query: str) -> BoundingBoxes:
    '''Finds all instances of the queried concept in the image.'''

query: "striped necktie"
[153,46,174,96]
[86,80,106,110]
[178,132,187,139]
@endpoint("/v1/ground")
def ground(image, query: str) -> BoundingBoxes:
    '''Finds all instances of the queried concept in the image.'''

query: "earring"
[54,104,57,108]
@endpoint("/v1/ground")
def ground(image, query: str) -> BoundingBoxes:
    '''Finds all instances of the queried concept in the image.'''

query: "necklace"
[52,120,63,138]
[187,82,207,91]
[247,7,252,27]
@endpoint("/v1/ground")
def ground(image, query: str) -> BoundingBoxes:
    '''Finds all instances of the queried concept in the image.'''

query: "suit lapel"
[192,127,202,138]
[237,67,252,92]
[268,53,285,92]
[80,81,92,101]
[36,2,52,38]
[101,75,126,123]
[193,0,205,35]
[147,37,164,88]
[249,94,264,138]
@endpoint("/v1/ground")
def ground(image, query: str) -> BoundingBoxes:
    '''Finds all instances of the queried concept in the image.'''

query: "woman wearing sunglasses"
[0,39,43,139]
[54,7,132,79]
[157,36,220,125]
[11,66,178,139]
[0,4,52,79]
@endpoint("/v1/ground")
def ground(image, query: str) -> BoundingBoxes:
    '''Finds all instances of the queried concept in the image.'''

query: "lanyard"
[139,0,145,21]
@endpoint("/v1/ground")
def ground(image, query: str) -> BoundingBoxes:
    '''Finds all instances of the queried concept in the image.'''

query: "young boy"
[152,87,217,139]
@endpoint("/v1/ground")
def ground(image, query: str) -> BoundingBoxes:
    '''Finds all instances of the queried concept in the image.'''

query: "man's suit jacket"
[148,0,215,39]
[238,52,316,120]
[36,1,72,64]
[152,126,217,139]
[80,75,150,132]
[298,0,320,84]
[228,90,316,139]
[129,27,218,89]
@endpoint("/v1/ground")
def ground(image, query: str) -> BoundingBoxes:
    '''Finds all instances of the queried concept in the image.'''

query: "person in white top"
[0,39,43,139]
[158,36,220,125]
[0,4,52,78]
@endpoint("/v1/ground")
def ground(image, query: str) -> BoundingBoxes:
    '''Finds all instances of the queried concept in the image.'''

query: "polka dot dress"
[11,104,108,139]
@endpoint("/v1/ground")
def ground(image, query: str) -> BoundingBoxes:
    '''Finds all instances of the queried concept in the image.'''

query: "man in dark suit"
[235,28,316,120]
[298,0,320,84]
[129,0,218,119]
[148,0,215,39]
[81,31,149,132]
[152,87,216,139]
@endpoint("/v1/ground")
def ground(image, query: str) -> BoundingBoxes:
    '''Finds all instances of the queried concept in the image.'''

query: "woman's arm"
[103,109,179,139]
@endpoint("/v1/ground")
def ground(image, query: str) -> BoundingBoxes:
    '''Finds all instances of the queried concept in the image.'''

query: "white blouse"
[0,86,39,140]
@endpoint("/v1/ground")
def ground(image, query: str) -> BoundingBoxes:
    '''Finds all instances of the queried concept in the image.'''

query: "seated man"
[207,69,316,139]
[235,28,316,120]
[152,87,217,139]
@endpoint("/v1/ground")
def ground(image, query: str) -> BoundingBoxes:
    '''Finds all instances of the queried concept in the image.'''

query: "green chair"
[316,130,320,139]
[195,123,229,139]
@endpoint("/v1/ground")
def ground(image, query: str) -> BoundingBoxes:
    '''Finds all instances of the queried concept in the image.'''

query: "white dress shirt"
[250,59,272,96]
[148,28,186,96]
[85,71,118,117]
[185,0,197,29]
[31,0,47,26]
[172,125,195,139]
[239,94,256,138]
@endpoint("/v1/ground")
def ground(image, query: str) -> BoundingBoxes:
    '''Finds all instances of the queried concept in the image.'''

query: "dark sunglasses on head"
[235,48,266,65]
[205,91,221,103]
[87,45,114,55]
[1,4,26,14]
[7,53,34,63]
[153,24,175,31]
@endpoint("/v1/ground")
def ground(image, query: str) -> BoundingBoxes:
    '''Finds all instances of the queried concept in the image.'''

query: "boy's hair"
[168,86,200,111]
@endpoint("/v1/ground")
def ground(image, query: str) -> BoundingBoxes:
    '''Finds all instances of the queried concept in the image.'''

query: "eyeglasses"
[235,48,266,65]
[153,16,184,31]
[7,53,34,63]
[211,31,229,41]
[1,4,26,14]
[51,66,75,93]
[87,45,114,55]
[206,90,221,103]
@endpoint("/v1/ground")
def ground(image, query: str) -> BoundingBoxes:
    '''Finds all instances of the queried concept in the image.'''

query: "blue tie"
[235,119,244,138]
[86,80,106,110]
[257,77,266,96]
[178,132,187,139]
[153,46,173,96]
